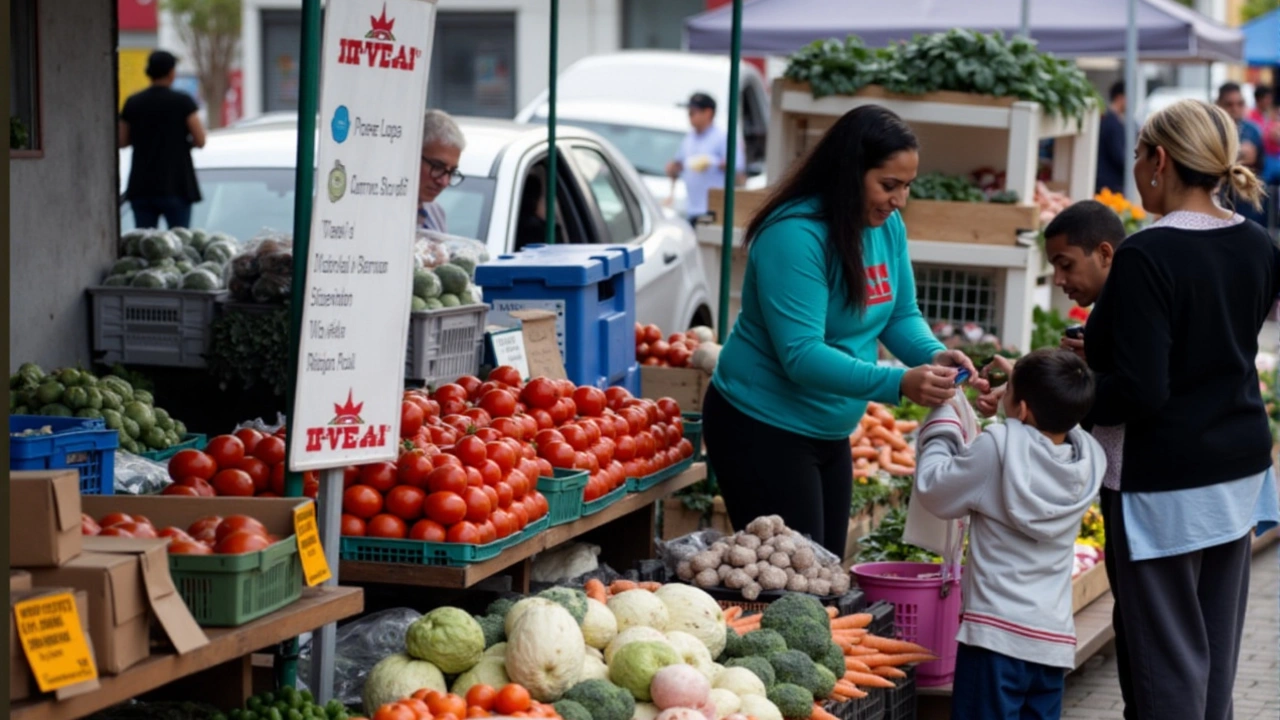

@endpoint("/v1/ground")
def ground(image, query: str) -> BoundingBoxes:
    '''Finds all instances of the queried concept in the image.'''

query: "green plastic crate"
[505,514,550,549]
[582,482,627,516]
[537,468,588,526]
[168,535,303,627]
[339,533,507,567]
[682,413,703,461]
[625,456,695,493]
[137,433,208,463]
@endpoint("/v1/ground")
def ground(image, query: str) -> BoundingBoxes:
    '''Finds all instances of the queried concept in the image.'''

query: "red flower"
[1068,306,1091,323]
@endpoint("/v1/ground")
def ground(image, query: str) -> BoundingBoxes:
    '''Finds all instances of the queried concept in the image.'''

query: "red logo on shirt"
[866,264,893,305]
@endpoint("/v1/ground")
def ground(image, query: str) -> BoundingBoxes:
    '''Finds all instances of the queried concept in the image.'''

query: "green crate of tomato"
[537,468,588,526]
[626,456,695,494]
[682,413,703,462]
[136,433,208,462]
[339,534,507,567]
[582,482,627,516]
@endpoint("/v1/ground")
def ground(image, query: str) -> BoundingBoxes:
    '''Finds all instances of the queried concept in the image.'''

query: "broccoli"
[553,700,592,720]
[475,613,505,648]
[561,679,635,720]
[739,628,788,658]
[769,650,824,698]
[817,642,846,679]
[766,682,814,719]
[761,593,830,633]
[813,665,837,700]
[725,656,776,688]
[487,597,517,618]
[538,587,589,625]
[776,616,833,659]
[719,626,744,661]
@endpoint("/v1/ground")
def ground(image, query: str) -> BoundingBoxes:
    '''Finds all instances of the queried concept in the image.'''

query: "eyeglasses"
[422,157,464,186]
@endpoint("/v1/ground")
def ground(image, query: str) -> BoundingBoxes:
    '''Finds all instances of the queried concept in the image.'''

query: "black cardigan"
[1084,220,1279,493]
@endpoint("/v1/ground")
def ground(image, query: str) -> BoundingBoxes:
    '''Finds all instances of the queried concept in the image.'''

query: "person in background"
[1247,84,1273,128]
[665,92,746,227]
[1249,86,1280,190]
[418,109,466,234]
[119,50,205,230]
[1095,81,1127,194]
[1217,83,1269,226]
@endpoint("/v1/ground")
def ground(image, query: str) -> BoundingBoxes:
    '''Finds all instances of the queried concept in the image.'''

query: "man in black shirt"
[119,50,206,229]
[1095,81,1127,194]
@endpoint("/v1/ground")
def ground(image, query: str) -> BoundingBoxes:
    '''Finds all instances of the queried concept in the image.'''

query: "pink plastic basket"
[851,561,963,687]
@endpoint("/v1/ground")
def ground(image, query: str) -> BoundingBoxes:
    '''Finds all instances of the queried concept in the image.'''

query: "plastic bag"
[252,273,292,303]
[113,451,173,495]
[297,607,423,709]
[235,413,288,435]
[414,231,450,269]
[656,529,725,575]
[904,395,974,570]
[531,542,601,584]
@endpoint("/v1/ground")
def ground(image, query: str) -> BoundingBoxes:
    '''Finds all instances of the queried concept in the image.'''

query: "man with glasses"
[418,109,466,233]
[1217,83,1268,227]
[665,92,745,228]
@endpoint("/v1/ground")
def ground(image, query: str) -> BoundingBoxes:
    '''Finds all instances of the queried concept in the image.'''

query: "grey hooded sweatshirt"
[914,403,1104,670]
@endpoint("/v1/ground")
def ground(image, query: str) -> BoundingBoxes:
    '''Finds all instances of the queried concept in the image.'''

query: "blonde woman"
[1082,99,1280,719]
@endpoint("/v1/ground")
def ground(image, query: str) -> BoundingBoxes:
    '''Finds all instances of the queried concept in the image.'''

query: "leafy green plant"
[909,172,986,203]
[850,476,893,516]
[11,116,30,150]
[854,507,941,563]
[1030,306,1070,351]
[206,306,290,395]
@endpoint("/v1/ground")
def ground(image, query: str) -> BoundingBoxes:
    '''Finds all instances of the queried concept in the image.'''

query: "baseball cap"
[687,93,717,112]
[146,50,178,80]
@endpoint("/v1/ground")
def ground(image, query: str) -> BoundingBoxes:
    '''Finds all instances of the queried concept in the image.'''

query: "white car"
[119,117,717,334]
[515,51,771,218]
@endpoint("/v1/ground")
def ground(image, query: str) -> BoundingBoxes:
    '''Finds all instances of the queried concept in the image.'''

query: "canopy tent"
[684,0,1244,63]
[1242,9,1278,66]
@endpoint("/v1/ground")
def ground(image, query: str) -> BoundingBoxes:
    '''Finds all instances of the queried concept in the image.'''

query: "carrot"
[849,426,866,445]
[825,606,839,619]
[860,634,933,655]
[895,420,919,433]
[844,646,878,657]
[851,446,879,460]
[835,680,874,697]
[731,619,762,632]
[891,450,916,467]
[868,425,908,451]
[860,415,880,430]
[877,445,895,469]
[842,671,896,689]
[844,658,872,673]
[854,456,870,469]
[831,613,872,630]
[639,581,662,592]
[810,703,841,720]
[609,580,638,594]
[872,666,907,680]
[860,653,938,668]
[584,579,607,604]
[831,629,866,640]
[723,606,743,622]
[884,463,915,476]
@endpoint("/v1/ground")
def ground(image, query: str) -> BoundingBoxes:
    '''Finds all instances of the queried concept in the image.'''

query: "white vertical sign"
[289,0,437,471]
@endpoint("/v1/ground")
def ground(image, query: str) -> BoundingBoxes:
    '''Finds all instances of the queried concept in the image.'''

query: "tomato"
[489,417,523,442]
[495,684,532,715]
[409,518,447,542]
[605,386,633,411]
[447,435,484,468]
[162,484,201,496]
[516,413,539,439]
[667,344,692,368]
[528,408,555,431]
[473,389,514,419]
[169,539,213,555]
[430,425,459,446]
[366,514,408,539]
[509,501,529,530]
[655,397,682,423]
[571,386,608,417]
[426,465,468,495]
[359,462,398,494]
[439,398,469,418]
[636,342,651,361]
[541,442,577,469]
[678,438,695,459]
[463,466,483,488]
[635,322,646,344]
[487,365,523,388]
[494,481,514,510]
[463,407,493,428]
[373,703,416,720]
[589,440,616,468]
[533,428,565,450]
[651,424,670,451]
[424,492,467,526]
[621,408,647,435]
[613,435,637,462]
[536,458,554,478]
[98,512,133,529]
[455,375,484,399]
[168,449,217,482]
[435,452,463,470]
[401,400,425,439]
[216,530,272,555]
[461,486,493,524]
[212,468,255,497]
[466,684,498,712]
[340,514,367,537]
[549,398,576,426]
[343,485,384,519]
[81,514,101,536]
[216,515,268,543]
[206,435,246,470]
[519,377,559,411]
[471,459,498,488]
[109,521,154,538]
[562,423,594,453]
[428,693,468,719]
[234,428,265,455]
[433,383,469,406]
[400,698,432,720]
[516,458,541,485]
[636,431,657,459]
[98,526,134,538]
[237,457,271,493]
[478,441,512,475]
[474,427,502,444]
[445,521,482,545]
[385,485,426,522]
[506,469,530,501]
[531,492,550,519]
[396,450,433,489]
[187,516,222,541]
[175,475,216,497]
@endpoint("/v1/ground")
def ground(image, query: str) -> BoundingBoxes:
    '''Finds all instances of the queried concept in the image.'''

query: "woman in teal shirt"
[703,106,979,557]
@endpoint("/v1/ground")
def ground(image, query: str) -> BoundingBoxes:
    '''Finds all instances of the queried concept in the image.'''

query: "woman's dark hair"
[743,105,918,310]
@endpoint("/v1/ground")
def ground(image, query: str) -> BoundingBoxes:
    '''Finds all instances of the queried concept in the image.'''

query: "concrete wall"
[10,0,119,369]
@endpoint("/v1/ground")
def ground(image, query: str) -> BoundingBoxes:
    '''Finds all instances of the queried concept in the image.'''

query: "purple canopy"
[684,0,1244,63]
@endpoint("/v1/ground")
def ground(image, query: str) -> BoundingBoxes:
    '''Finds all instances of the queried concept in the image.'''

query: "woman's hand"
[932,349,991,393]
[901,365,958,407]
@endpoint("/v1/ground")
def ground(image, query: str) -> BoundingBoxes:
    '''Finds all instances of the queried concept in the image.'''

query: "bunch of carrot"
[808,607,937,718]
[722,606,762,634]
[850,403,918,478]
[583,578,663,603]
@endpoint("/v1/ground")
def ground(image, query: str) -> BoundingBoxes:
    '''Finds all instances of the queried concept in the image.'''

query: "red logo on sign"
[304,390,391,452]
[337,3,421,71]
[866,264,893,306]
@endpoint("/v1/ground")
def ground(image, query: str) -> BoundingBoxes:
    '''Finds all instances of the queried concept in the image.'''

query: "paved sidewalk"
[1061,543,1280,719]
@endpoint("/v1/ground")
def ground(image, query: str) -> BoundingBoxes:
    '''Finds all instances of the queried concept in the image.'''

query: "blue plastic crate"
[10,415,119,495]
[476,244,643,392]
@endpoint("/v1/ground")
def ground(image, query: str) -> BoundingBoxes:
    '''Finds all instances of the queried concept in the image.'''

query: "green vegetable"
[552,700,592,720]
[102,274,132,286]
[413,268,443,299]
[718,625,743,661]
[538,587,590,625]
[405,606,486,674]
[562,679,636,720]
[63,386,90,411]
[766,682,814,719]
[487,597,518,619]
[425,298,444,310]
[909,172,987,203]
[35,381,65,406]
[38,403,72,417]
[856,506,942,563]
[739,629,788,658]
[608,640,682,701]
[725,656,777,688]
[183,268,221,290]
[130,269,168,288]
[435,263,470,296]
[762,593,830,633]
[411,296,429,312]
[124,401,156,431]
[439,293,461,308]
[813,665,837,700]
[132,389,154,405]
[110,257,149,275]
[768,650,823,697]
[451,656,509,696]
[203,240,239,264]
[121,417,141,440]
[476,613,506,648]
[207,305,291,396]
[362,653,447,716]
[774,617,832,659]
[817,642,846,679]
[140,232,178,261]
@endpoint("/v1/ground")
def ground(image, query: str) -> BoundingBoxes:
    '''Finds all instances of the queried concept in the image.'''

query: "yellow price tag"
[294,502,333,587]
[13,592,98,693]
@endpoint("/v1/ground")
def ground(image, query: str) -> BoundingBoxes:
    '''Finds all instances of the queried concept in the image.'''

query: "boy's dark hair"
[1108,81,1125,102]
[1009,349,1095,434]
[1042,200,1126,255]
[1256,86,1273,104]
[1218,82,1242,103]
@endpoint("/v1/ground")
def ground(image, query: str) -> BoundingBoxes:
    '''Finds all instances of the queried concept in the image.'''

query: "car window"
[531,115,682,178]
[570,146,641,243]
[431,176,497,241]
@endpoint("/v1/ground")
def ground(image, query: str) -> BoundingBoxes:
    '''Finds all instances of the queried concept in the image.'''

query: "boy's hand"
[1060,335,1086,362]
[975,386,1006,418]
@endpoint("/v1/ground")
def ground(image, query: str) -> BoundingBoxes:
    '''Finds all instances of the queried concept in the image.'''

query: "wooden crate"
[640,365,712,413]
[661,496,733,540]
[1071,561,1109,614]
[707,188,770,229]
[901,199,1041,245]
[781,81,1019,109]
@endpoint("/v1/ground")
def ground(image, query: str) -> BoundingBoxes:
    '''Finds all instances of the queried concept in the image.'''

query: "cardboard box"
[32,538,208,674]
[10,587,99,702]
[641,365,712,413]
[11,571,32,593]
[80,495,305,541]
[9,469,83,567]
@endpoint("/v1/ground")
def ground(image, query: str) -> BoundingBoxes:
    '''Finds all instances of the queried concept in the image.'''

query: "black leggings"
[702,384,853,558]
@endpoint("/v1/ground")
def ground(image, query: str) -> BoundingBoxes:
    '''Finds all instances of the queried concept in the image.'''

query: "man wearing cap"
[119,50,206,230]
[665,92,746,227]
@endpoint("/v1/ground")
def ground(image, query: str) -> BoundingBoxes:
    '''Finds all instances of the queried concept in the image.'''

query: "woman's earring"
[1150,178,1158,187]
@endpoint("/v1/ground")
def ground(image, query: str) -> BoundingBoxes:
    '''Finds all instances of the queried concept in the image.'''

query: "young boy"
[1043,199,1126,356]
[915,349,1104,720]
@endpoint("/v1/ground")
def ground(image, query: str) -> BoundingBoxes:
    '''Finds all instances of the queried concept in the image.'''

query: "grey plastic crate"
[89,287,225,368]
[405,304,487,385]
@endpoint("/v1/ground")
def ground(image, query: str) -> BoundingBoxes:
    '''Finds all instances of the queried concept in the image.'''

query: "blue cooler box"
[475,244,643,392]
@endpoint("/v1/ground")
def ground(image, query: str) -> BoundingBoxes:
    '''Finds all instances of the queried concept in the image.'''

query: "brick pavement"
[1061,544,1280,719]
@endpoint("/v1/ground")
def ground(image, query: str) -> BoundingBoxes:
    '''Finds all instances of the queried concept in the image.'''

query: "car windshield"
[122,168,497,242]
[531,115,682,177]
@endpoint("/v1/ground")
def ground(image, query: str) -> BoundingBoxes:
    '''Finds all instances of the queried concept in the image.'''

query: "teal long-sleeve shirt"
[711,199,944,441]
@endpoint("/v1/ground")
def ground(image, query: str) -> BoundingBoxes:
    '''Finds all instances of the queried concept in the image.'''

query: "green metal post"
[277,0,322,691]
[545,0,559,245]
[717,0,743,343]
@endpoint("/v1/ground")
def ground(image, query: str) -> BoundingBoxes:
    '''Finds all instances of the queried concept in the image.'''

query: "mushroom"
[830,572,851,595]
[809,579,832,597]
[746,517,776,541]
[725,569,751,590]
[691,551,722,573]
[743,563,760,580]
[756,545,775,562]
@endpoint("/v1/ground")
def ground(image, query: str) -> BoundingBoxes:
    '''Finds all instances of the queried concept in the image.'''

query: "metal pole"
[1019,0,1030,38]
[279,0,322,692]
[545,0,559,245]
[306,468,343,702]
[717,0,743,343]
[1123,0,1139,202]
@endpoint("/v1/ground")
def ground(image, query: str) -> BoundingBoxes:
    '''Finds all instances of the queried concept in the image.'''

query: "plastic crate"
[505,514,551,549]
[406,305,488,385]
[339,533,507,567]
[682,413,703,461]
[824,689,885,720]
[883,666,917,720]
[704,587,868,617]
[168,536,303,627]
[88,286,224,368]
[582,482,627,516]
[476,244,643,392]
[626,456,695,493]
[537,469,589,526]
[867,599,897,639]
[136,433,207,462]
[10,415,119,495]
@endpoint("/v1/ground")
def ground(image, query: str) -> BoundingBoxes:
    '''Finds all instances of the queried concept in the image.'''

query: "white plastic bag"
[903,394,976,570]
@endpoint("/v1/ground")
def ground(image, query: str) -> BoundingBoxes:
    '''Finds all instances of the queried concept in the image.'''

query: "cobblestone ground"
[1061,544,1280,719]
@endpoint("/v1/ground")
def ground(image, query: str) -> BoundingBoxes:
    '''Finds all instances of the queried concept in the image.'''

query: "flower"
[1068,306,1091,323]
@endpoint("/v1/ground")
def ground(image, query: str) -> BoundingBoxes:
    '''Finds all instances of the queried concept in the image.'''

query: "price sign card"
[14,592,98,692]
[294,503,334,587]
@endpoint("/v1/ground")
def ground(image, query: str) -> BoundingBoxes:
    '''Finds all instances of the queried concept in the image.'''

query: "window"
[429,13,516,119]
[622,0,704,49]
[11,0,40,154]
[914,265,1000,335]
[571,147,642,243]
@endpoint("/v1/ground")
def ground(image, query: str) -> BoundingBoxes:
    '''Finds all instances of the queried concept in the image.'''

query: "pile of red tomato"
[81,511,277,555]
[162,426,319,499]
[635,323,702,368]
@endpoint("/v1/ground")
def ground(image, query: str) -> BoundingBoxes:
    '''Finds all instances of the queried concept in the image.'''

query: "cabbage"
[664,631,716,681]
[505,597,561,637]
[632,703,661,720]
[738,695,782,720]
[608,590,670,633]
[609,641,683,702]
[405,607,485,674]
[362,653,446,715]
[451,657,509,696]
[605,626,671,665]
[709,689,742,718]
[583,598,618,650]
[580,653,609,681]
[654,584,727,658]
[505,602,585,701]
[713,668,766,699]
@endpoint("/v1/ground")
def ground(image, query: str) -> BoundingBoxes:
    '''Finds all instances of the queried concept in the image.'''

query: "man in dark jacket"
[1095,81,1126,194]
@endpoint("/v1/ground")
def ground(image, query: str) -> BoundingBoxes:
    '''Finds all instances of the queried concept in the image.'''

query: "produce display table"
[340,463,707,591]
[9,586,364,720]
